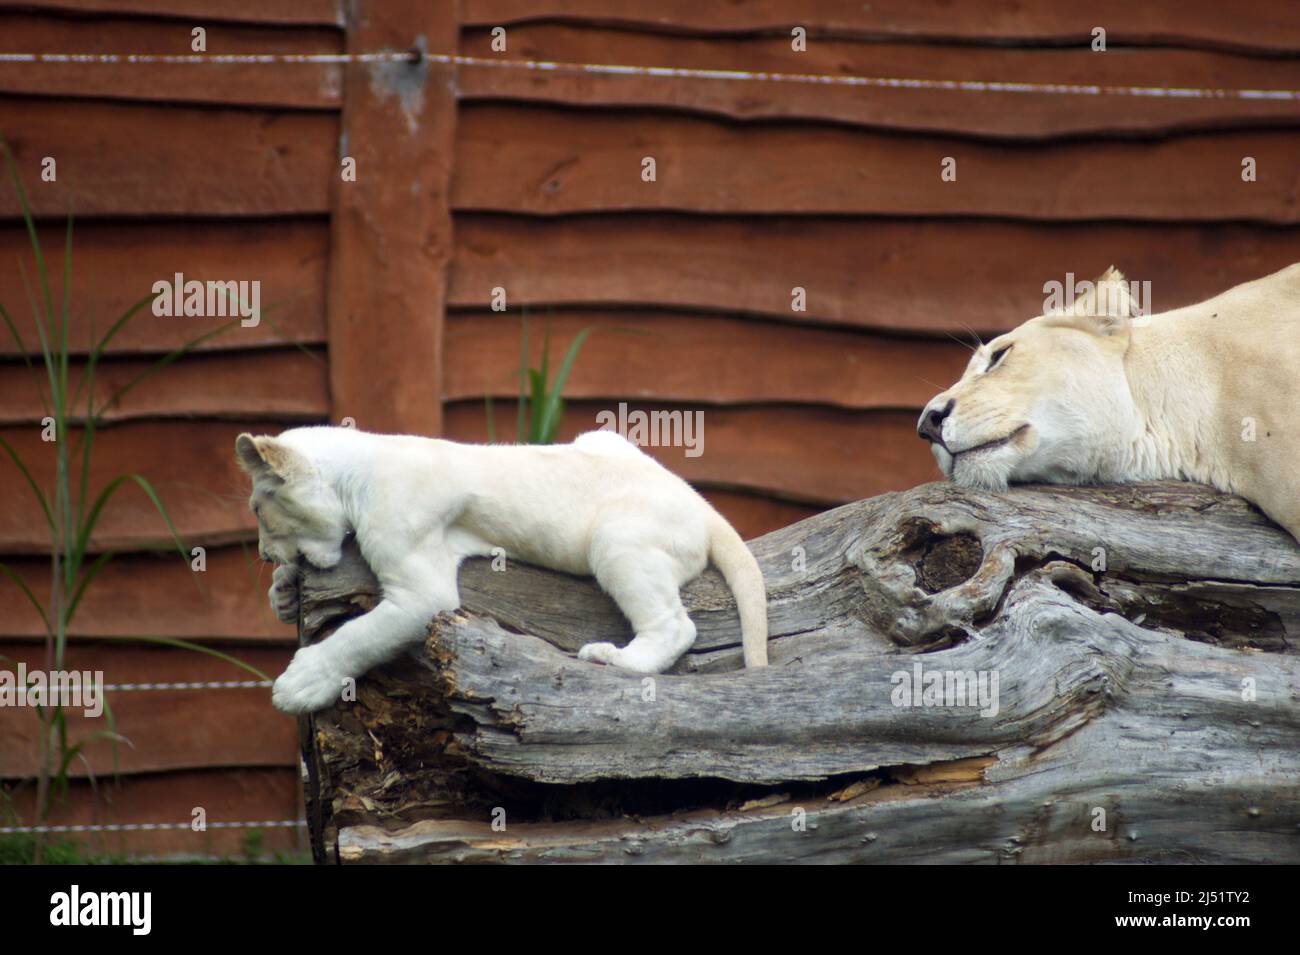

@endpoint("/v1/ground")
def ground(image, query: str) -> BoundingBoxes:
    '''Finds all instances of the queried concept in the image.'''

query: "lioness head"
[917,268,1141,490]
[235,431,348,569]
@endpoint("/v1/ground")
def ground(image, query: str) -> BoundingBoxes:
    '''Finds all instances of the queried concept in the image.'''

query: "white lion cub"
[236,426,768,714]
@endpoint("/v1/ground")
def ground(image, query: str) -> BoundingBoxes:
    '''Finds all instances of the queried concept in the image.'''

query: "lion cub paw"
[578,641,659,672]
[577,641,622,666]
[268,563,301,625]
[272,644,345,714]
[579,639,682,673]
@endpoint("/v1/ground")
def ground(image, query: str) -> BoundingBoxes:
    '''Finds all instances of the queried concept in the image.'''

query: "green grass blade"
[89,316,236,418]
[527,368,546,443]
[65,550,113,627]
[58,215,72,438]
[58,732,132,782]
[484,393,496,443]
[536,327,594,444]
[0,299,31,356]
[71,293,273,413]
[0,434,53,532]
[123,474,187,559]
[123,636,271,681]
[75,474,187,565]
[0,302,47,418]
[0,561,48,627]
[50,707,69,802]
[515,308,530,443]
[16,254,59,424]
[68,290,162,411]
[539,311,552,386]
[541,397,567,444]
[1,141,56,347]
[87,288,164,364]
[75,343,97,548]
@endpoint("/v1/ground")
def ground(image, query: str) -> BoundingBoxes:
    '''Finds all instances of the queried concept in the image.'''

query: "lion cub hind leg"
[578,525,703,674]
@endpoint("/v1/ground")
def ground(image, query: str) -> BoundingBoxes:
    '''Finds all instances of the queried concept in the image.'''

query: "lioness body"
[236,427,768,714]
[918,264,1300,543]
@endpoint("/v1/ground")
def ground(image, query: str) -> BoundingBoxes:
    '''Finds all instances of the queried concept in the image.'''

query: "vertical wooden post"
[326,0,459,435]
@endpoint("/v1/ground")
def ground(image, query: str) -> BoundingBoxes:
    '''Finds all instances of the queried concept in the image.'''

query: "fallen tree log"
[296,481,1300,864]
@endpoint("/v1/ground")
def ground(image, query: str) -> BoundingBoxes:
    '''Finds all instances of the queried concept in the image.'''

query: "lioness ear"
[235,433,309,481]
[1068,266,1132,333]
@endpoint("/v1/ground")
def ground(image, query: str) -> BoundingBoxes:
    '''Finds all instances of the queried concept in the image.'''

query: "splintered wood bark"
[297,482,1300,864]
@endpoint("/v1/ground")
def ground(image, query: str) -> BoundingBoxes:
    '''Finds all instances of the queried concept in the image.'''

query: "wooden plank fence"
[1,0,1298,855]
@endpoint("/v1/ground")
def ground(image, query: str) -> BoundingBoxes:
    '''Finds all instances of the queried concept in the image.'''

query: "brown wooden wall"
[1,1,1299,856]
[0,0,347,858]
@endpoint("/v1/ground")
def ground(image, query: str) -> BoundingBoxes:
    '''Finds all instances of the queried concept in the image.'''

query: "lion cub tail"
[707,516,769,668]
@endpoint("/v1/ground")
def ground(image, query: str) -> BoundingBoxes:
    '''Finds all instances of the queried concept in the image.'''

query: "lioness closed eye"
[236,427,769,714]
[918,264,1300,545]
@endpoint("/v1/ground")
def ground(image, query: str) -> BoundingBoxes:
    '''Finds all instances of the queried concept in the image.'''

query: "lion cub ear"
[1068,266,1133,334]
[235,433,310,481]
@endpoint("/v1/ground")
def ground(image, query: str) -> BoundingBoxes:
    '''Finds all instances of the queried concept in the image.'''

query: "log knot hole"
[899,520,985,593]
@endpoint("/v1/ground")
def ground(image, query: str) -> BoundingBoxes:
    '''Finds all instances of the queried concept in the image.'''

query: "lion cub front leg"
[272,555,458,715]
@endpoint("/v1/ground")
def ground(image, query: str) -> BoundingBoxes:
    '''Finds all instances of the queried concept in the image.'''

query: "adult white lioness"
[918,264,1300,544]
[236,427,768,714]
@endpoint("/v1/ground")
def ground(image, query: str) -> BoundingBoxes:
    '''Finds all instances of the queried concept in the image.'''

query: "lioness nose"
[917,399,954,446]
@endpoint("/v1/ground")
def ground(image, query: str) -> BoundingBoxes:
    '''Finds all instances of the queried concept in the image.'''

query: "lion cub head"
[917,268,1142,490]
[235,431,348,569]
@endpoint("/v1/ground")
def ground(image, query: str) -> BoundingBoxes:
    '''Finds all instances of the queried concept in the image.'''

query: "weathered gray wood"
[298,481,1300,864]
